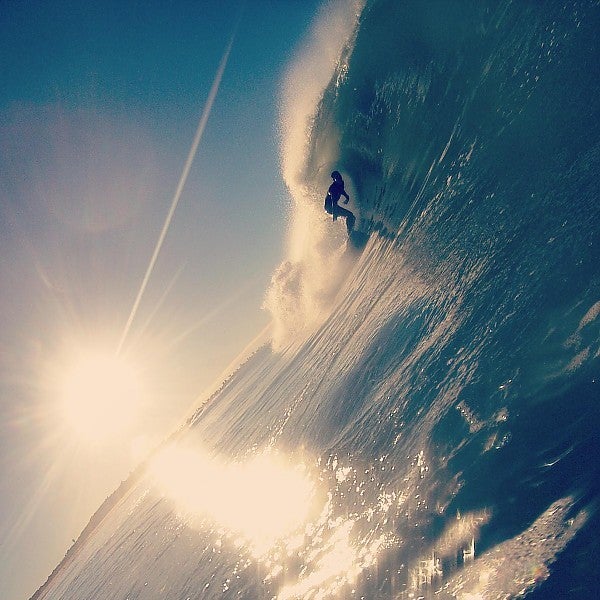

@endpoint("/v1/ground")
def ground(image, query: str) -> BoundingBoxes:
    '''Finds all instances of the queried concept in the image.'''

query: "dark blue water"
[32,1,600,599]
[294,1,600,596]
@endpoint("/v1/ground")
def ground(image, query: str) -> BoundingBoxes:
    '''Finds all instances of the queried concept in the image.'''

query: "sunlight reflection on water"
[149,445,400,599]
[149,444,318,556]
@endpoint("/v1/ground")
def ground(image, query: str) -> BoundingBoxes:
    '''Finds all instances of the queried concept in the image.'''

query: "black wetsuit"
[325,179,355,233]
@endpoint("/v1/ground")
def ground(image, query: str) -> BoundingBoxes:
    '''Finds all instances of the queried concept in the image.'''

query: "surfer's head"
[331,170,342,181]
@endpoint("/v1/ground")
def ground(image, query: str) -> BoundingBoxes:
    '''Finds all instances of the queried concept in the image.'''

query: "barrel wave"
[32,1,600,599]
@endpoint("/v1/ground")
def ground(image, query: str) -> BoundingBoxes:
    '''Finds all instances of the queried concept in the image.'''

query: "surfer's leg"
[334,205,355,232]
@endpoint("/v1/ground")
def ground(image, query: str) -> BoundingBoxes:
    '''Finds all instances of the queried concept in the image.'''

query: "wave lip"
[266,0,366,349]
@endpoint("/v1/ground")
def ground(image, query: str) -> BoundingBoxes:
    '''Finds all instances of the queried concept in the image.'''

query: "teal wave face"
[308,0,600,239]
[294,0,600,595]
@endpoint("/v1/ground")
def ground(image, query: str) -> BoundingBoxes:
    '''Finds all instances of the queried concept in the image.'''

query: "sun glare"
[59,352,141,444]
[150,445,317,555]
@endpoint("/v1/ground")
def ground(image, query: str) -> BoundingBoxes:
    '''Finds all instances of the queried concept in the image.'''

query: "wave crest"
[266,0,365,350]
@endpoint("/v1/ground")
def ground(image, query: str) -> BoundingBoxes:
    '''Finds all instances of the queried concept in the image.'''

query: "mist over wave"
[265,0,365,349]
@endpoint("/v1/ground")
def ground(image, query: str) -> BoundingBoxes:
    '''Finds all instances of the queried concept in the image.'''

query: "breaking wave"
[265,0,365,349]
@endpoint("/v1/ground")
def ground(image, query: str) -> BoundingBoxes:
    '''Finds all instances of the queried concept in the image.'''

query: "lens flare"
[116,35,234,356]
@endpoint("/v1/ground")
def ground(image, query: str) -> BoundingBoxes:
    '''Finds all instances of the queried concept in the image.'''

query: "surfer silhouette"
[324,170,355,234]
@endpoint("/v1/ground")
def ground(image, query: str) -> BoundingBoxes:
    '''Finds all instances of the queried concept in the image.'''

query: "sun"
[59,352,141,444]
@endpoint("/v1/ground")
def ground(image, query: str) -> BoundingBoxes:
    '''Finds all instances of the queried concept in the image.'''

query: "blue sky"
[0,1,322,598]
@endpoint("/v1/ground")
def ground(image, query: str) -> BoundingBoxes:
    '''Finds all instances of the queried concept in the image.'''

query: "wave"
[268,0,600,350]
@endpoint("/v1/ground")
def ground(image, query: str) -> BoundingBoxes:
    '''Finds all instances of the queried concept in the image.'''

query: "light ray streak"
[129,265,185,349]
[117,37,234,356]
[166,279,256,352]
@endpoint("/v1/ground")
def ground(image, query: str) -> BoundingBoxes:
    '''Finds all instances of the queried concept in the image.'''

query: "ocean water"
[32,1,600,599]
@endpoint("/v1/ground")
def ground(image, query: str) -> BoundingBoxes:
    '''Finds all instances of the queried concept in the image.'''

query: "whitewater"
[32,1,600,599]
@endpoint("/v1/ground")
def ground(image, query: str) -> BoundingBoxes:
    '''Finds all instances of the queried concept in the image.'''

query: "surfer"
[325,170,355,234]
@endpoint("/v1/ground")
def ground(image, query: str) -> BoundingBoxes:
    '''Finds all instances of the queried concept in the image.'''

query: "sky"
[0,1,323,598]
